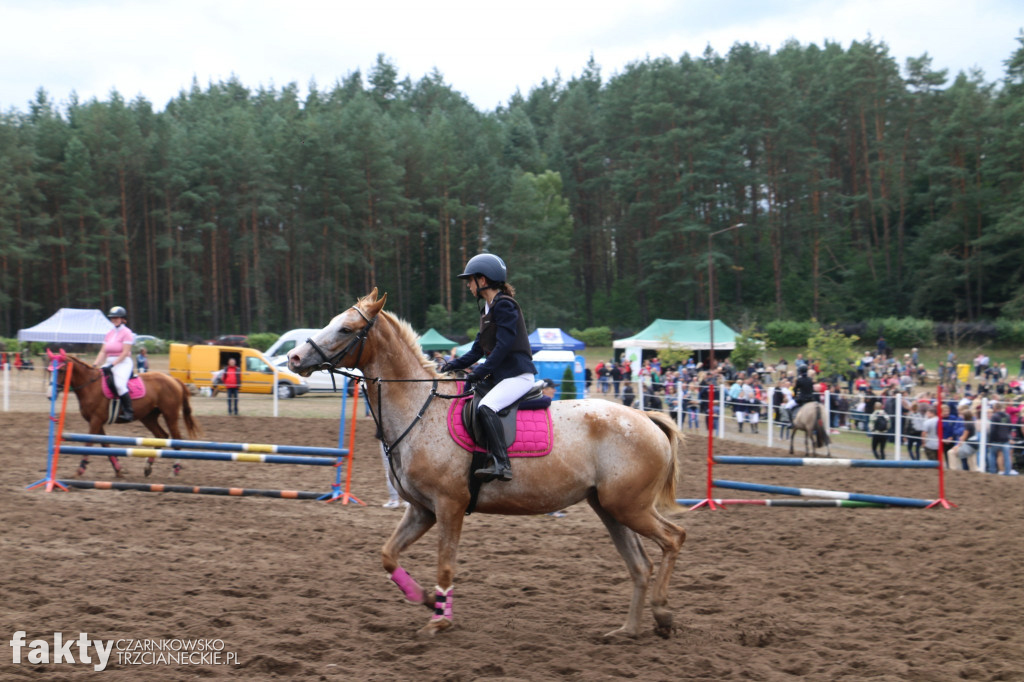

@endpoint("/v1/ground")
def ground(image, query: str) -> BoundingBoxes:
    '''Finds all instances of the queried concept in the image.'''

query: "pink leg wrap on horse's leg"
[109,455,121,472]
[431,586,453,622]
[390,567,424,603]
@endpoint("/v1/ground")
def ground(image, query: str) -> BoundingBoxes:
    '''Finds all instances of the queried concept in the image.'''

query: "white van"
[265,329,320,362]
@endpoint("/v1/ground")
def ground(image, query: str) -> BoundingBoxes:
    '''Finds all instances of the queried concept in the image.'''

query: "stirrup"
[474,462,511,482]
[473,466,498,482]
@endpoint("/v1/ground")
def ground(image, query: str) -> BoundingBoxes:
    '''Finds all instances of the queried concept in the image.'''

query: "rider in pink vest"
[93,305,135,422]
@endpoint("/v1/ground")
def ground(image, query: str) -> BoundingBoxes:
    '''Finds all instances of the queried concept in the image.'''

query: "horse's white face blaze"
[288,309,361,376]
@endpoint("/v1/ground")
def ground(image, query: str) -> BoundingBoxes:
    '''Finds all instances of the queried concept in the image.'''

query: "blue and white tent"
[528,328,584,352]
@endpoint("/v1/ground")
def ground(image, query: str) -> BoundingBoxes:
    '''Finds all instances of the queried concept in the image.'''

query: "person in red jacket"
[222,358,241,415]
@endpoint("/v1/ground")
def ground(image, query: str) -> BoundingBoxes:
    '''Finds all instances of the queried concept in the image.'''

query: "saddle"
[448,376,557,456]
[101,367,144,424]
[100,368,146,400]
[447,379,555,516]
[459,379,548,449]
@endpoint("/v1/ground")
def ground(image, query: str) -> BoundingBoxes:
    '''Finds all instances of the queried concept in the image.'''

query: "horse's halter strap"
[304,305,375,389]
[55,360,101,392]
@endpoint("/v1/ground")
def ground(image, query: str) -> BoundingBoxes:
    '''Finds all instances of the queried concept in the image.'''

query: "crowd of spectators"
[591,343,1023,474]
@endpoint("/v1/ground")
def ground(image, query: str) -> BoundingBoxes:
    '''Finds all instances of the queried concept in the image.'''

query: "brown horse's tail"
[178,379,202,437]
[646,411,683,512]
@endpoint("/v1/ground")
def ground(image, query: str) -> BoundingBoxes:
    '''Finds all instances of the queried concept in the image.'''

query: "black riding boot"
[117,393,134,423]
[474,406,512,482]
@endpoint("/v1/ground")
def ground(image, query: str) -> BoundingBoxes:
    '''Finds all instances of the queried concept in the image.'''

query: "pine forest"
[2,36,1023,341]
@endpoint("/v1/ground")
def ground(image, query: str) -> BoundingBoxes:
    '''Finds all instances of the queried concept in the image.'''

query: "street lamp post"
[707,222,745,370]
[690,220,747,513]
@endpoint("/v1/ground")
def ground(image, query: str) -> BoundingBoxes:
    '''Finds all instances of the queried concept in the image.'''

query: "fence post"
[979,397,989,473]
[718,381,726,439]
[894,392,903,461]
[767,386,774,448]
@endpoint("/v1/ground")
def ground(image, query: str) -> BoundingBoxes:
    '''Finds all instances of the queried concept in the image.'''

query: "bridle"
[304,305,377,384]
[302,305,470,462]
[48,353,101,392]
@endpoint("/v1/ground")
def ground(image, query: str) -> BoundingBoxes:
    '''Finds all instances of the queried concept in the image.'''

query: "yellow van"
[169,344,310,398]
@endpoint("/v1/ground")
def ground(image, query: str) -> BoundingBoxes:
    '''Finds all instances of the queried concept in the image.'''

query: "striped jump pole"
[59,445,339,467]
[677,498,888,508]
[61,480,325,499]
[62,433,348,458]
[713,456,939,469]
[713,479,934,508]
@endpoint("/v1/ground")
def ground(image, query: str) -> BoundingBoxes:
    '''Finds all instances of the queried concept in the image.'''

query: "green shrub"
[569,326,611,347]
[561,365,576,400]
[0,337,19,352]
[995,318,1024,347]
[247,333,279,352]
[865,317,934,349]
[731,324,774,369]
[764,320,818,347]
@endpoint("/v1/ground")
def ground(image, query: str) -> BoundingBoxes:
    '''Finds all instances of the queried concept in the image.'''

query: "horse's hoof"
[603,625,639,639]
[114,470,126,479]
[418,618,453,636]
[144,465,152,478]
[653,609,674,639]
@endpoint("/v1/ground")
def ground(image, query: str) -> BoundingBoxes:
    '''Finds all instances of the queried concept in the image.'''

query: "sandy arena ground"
[2,406,1023,680]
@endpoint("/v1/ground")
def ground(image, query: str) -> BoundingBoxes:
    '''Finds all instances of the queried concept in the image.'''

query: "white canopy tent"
[17,308,114,344]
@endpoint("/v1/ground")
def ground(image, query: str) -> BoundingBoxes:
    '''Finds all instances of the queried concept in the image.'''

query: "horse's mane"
[374,308,442,377]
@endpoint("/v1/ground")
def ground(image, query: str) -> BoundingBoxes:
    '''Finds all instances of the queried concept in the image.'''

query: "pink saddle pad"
[447,394,553,457]
[101,376,146,400]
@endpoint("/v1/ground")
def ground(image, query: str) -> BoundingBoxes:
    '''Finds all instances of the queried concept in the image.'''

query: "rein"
[57,362,102,392]
[306,305,470,461]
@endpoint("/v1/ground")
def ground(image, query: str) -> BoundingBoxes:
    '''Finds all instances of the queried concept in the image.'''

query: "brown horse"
[288,289,686,638]
[50,351,201,477]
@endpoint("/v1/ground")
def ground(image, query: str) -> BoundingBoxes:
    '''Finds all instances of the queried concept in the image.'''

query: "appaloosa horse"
[289,289,686,638]
[49,351,201,477]
[789,401,832,457]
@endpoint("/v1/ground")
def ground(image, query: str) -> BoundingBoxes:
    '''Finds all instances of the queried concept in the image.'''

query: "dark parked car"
[207,335,249,347]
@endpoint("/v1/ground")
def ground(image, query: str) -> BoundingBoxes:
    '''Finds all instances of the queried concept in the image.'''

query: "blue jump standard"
[712,479,934,508]
[713,456,939,469]
[59,446,338,467]
[62,433,348,458]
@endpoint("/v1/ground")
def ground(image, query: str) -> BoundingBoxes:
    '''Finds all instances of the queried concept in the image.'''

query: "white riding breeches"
[104,359,132,394]
[479,373,536,413]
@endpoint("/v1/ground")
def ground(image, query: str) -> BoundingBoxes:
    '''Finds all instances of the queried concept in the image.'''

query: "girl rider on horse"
[790,364,818,423]
[441,253,537,483]
[93,305,135,423]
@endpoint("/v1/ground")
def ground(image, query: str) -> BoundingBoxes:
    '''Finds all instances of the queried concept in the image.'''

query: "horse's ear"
[365,291,388,318]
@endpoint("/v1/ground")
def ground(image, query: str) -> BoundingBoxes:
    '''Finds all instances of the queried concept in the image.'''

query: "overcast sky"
[2,0,1020,114]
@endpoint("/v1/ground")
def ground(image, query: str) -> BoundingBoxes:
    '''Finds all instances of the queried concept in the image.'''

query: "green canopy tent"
[418,328,458,353]
[612,319,738,367]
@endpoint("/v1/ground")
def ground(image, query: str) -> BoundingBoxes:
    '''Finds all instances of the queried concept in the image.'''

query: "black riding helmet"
[457,253,507,284]
[108,306,127,319]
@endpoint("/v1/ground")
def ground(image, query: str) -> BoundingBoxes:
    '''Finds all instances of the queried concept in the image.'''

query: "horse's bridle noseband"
[304,305,376,386]
[302,304,468,466]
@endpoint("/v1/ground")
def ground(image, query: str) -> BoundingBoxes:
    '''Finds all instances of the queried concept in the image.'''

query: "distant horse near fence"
[790,402,831,457]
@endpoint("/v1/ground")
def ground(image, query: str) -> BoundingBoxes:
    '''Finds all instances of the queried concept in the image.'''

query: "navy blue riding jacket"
[450,293,536,382]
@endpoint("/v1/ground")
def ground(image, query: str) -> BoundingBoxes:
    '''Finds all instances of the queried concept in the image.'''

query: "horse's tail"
[814,404,829,448]
[646,411,683,512]
[178,378,202,437]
